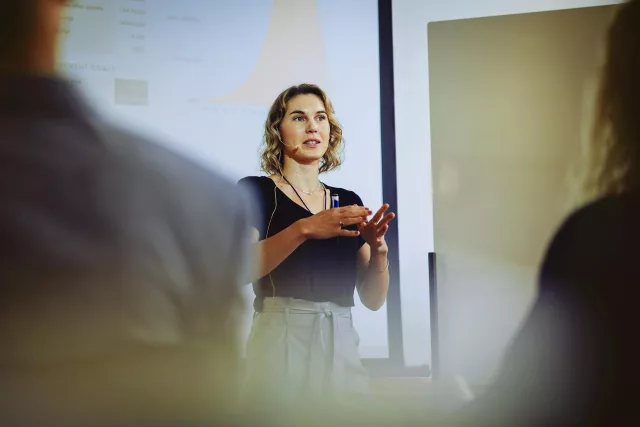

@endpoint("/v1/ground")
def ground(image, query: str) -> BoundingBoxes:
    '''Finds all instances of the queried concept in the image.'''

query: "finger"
[376,224,389,238]
[370,204,389,224]
[344,205,371,215]
[341,217,366,227]
[340,205,369,212]
[355,217,368,228]
[339,229,361,237]
[342,207,371,219]
[376,212,395,229]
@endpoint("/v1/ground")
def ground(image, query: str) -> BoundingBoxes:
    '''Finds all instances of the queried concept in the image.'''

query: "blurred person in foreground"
[450,1,640,425]
[0,0,252,425]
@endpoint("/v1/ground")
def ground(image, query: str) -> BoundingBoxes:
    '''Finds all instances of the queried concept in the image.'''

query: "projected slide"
[213,0,330,106]
[59,0,387,359]
[60,1,114,54]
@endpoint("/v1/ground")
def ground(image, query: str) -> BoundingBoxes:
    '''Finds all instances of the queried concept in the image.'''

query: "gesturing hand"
[299,205,372,240]
[358,204,395,252]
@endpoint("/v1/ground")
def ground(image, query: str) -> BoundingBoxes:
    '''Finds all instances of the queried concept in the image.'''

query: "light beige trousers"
[243,297,369,406]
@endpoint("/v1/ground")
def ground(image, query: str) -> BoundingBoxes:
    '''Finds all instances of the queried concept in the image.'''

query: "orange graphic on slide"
[213,0,330,106]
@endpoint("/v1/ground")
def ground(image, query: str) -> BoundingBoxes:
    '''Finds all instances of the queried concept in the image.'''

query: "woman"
[238,84,394,406]
[455,1,640,425]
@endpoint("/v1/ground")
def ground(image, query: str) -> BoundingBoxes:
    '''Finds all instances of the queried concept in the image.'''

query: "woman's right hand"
[298,205,371,240]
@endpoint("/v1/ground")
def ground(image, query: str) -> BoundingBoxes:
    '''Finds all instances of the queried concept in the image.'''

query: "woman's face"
[279,94,331,163]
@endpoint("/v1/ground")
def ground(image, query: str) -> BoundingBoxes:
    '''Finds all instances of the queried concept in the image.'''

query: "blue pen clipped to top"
[332,194,341,241]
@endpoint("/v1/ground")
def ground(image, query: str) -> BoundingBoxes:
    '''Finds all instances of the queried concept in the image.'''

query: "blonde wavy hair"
[581,0,640,199]
[260,84,344,175]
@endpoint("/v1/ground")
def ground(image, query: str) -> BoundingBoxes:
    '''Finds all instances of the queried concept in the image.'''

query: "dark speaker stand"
[428,252,440,380]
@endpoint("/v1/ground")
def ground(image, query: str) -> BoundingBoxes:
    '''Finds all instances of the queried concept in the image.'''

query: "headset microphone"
[281,140,301,152]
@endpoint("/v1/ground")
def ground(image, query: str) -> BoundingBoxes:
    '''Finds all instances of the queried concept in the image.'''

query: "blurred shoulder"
[93,120,250,215]
[540,190,640,289]
[551,191,640,246]
[238,175,271,190]
[97,121,226,182]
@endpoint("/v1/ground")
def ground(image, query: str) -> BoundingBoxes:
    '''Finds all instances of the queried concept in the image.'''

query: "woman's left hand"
[358,203,395,253]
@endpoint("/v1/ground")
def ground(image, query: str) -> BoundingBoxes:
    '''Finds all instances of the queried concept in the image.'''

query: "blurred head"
[260,84,343,175]
[0,0,66,74]
[586,0,640,196]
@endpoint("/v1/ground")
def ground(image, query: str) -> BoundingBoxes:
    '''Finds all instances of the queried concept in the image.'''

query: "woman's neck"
[281,159,321,192]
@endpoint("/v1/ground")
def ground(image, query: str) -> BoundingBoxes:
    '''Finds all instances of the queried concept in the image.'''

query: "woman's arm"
[246,223,307,284]
[354,202,394,311]
[245,205,370,284]
[355,243,389,311]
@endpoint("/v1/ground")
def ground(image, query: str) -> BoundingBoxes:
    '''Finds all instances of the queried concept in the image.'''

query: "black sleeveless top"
[238,176,366,311]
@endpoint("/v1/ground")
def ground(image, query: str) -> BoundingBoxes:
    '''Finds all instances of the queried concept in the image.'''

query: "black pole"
[378,0,403,368]
[428,252,440,379]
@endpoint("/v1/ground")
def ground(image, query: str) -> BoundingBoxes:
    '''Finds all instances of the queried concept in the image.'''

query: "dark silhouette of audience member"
[0,1,252,425]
